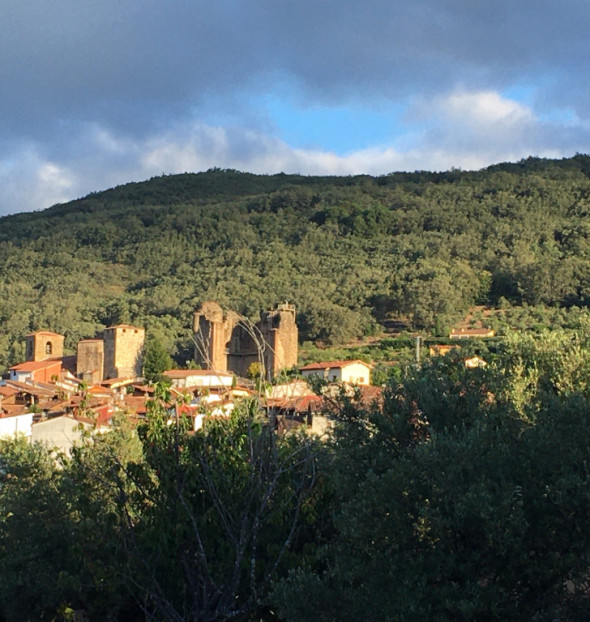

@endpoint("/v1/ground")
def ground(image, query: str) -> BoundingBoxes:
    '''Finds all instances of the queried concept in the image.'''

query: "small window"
[359,377,365,384]
[45,342,53,355]
[331,375,337,381]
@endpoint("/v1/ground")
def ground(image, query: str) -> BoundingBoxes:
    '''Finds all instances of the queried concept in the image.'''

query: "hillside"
[2,156,590,370]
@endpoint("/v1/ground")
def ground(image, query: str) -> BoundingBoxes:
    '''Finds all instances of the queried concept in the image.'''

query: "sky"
[1,0,589,216]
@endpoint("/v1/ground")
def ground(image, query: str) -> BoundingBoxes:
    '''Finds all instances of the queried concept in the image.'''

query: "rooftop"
[10,359,62,372]
[300,359,372,371]
[105,324,144,331]
[164,369,233,378]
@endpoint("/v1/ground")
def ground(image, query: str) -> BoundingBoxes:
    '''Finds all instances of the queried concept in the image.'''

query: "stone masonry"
[193,302,298,379]
[25,331,65,362]
[103,324,145,380]
[76,339,105,383]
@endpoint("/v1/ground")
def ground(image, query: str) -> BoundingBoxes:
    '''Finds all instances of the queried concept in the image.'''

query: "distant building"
[25,331,64,362]
[163,369,234,390]
[9,359,62,384]
[300,360,372,385]
[76,339,104,383]
[429,344,460,356]
[449,328,495,339]
[103,324,145,380]
[193,302,298,380]
[0,411,34,439]
[31,415,93,455]
[75,325,144,381]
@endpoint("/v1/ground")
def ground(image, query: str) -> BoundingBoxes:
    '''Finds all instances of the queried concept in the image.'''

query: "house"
[300,360,372,386]
[8,359,62,384]
[2,380,57,408]
[163,369,234,390]
[267,379,315,400]
[429,344,460,357]
[449,328,495,339]
[0,411,34,439]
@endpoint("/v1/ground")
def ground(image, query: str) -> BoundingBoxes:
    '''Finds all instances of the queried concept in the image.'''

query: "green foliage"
[121,390,322,621]
[6,331,590,619]
[142,335,173,382]
[0,391,322,621]
[0,423,144,621]
[5,157,590,368]
[274,330,590,621]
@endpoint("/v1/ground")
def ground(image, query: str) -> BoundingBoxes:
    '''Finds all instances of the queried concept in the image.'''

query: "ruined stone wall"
[193,302,236,372]
[260,303,298,378]
[76,339,104,383]
[227,322,260,378]
[194,302,298,379]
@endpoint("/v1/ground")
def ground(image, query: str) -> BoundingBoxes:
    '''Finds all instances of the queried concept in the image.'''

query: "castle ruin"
[193,302,298,379]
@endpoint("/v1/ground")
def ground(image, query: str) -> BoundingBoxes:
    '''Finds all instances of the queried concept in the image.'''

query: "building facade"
[25,331,64,362]
[300,360,372,385]
[103,325,145,380]
[76,339,105,383]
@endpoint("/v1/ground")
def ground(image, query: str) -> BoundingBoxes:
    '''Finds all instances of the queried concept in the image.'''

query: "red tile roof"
[10,360,62,372]
[123,396,149,415]
[4,381,57,397]
[0,405,31,417]
[164,369,233,378]
[300,359,371,371]
[100,377,135,387]
[0,386,19,398]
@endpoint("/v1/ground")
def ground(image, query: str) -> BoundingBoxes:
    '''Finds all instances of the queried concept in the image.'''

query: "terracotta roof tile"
[10,360,62,372]
[164,369,233,378]
[300,359,372,371]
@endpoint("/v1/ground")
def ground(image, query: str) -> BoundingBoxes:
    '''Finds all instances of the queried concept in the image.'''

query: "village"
[0,300,494,453]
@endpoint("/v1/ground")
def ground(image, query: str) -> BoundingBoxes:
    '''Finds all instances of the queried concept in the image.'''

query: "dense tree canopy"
[3,157,590,369]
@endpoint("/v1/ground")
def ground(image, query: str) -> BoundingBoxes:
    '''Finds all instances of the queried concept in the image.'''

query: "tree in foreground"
[273,329,590,621]
[113,385,322,621]
[0,388,323,621]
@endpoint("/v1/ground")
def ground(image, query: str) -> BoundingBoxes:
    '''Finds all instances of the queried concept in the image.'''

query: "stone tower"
[193,302,298,379]
[25,331,64,362]
[193,302,239,372]
[259,303,298,378]
[76,339,105,383]
[103,324,145,380]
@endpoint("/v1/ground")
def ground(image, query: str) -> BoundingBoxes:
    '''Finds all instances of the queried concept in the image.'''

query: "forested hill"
[2,155,590,370]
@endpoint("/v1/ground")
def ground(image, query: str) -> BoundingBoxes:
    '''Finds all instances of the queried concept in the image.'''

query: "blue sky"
[1,0,589,216]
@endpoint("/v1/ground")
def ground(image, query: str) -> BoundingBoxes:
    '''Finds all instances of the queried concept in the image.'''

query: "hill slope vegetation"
[2,156,590,369]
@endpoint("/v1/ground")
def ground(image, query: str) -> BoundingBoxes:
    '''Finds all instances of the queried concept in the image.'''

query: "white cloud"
[439,90,534,128]
[1,2,589,215]
[2,88,589,218]
[0,147,76,215]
